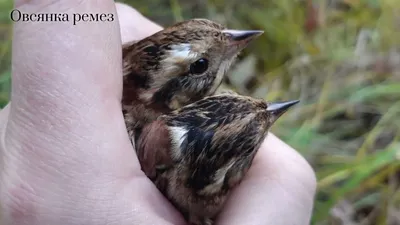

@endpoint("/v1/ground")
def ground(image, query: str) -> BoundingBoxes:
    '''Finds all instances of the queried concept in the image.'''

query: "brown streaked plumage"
[136,93,299,225]
[122,18,263,143]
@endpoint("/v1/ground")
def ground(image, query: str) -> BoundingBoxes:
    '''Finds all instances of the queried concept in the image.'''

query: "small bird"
[135,93,299,225]
[122,18,263,143]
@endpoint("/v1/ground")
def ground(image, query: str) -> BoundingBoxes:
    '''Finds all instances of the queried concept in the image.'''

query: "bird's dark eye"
[190,58,209,75]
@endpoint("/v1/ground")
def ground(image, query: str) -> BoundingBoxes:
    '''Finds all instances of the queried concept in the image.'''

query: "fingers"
[115,3,162,43]
[216,133,316,225]
[8,0,137,179]
[0,103,10,139]
[10,0,122,125]
[3,2,186,224]
[12,0,123,110]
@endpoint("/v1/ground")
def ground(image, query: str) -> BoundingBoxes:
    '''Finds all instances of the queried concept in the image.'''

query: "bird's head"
[122,19,263,111]
[158,94,299,196]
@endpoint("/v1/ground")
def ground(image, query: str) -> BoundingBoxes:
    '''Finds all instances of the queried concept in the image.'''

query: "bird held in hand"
[135,93,299,225]
[122,19,263,141]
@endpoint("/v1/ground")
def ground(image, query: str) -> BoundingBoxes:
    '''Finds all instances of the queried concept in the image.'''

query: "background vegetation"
[1,0,399,224]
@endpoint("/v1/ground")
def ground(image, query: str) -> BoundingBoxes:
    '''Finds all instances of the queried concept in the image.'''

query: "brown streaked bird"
[135,93,299,225]
[122,18,263,143]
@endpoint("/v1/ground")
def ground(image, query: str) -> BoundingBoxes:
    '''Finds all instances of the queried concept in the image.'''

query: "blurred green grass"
[0,0,12,107]
[1,0,400,224]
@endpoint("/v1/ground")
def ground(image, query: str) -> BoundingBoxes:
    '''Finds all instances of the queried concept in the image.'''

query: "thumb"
[7,0,137,178]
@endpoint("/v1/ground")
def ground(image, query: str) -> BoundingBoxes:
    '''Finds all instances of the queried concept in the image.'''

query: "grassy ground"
[1,0,400,224]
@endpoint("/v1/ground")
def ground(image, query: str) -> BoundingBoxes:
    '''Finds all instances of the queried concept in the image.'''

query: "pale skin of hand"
[0,1,316,225]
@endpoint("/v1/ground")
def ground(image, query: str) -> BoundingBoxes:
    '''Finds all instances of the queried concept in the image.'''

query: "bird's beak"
[267,100,300,123]
[222,29,264,55]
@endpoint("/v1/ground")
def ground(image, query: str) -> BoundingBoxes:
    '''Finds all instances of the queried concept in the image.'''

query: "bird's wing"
[181,126,219,191]
[135,120,173,180]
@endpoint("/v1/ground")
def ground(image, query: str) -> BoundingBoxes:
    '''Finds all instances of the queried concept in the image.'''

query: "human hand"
[0,1,316,225]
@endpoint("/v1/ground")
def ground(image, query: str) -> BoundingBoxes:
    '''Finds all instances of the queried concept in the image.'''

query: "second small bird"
[136,93,299,225]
